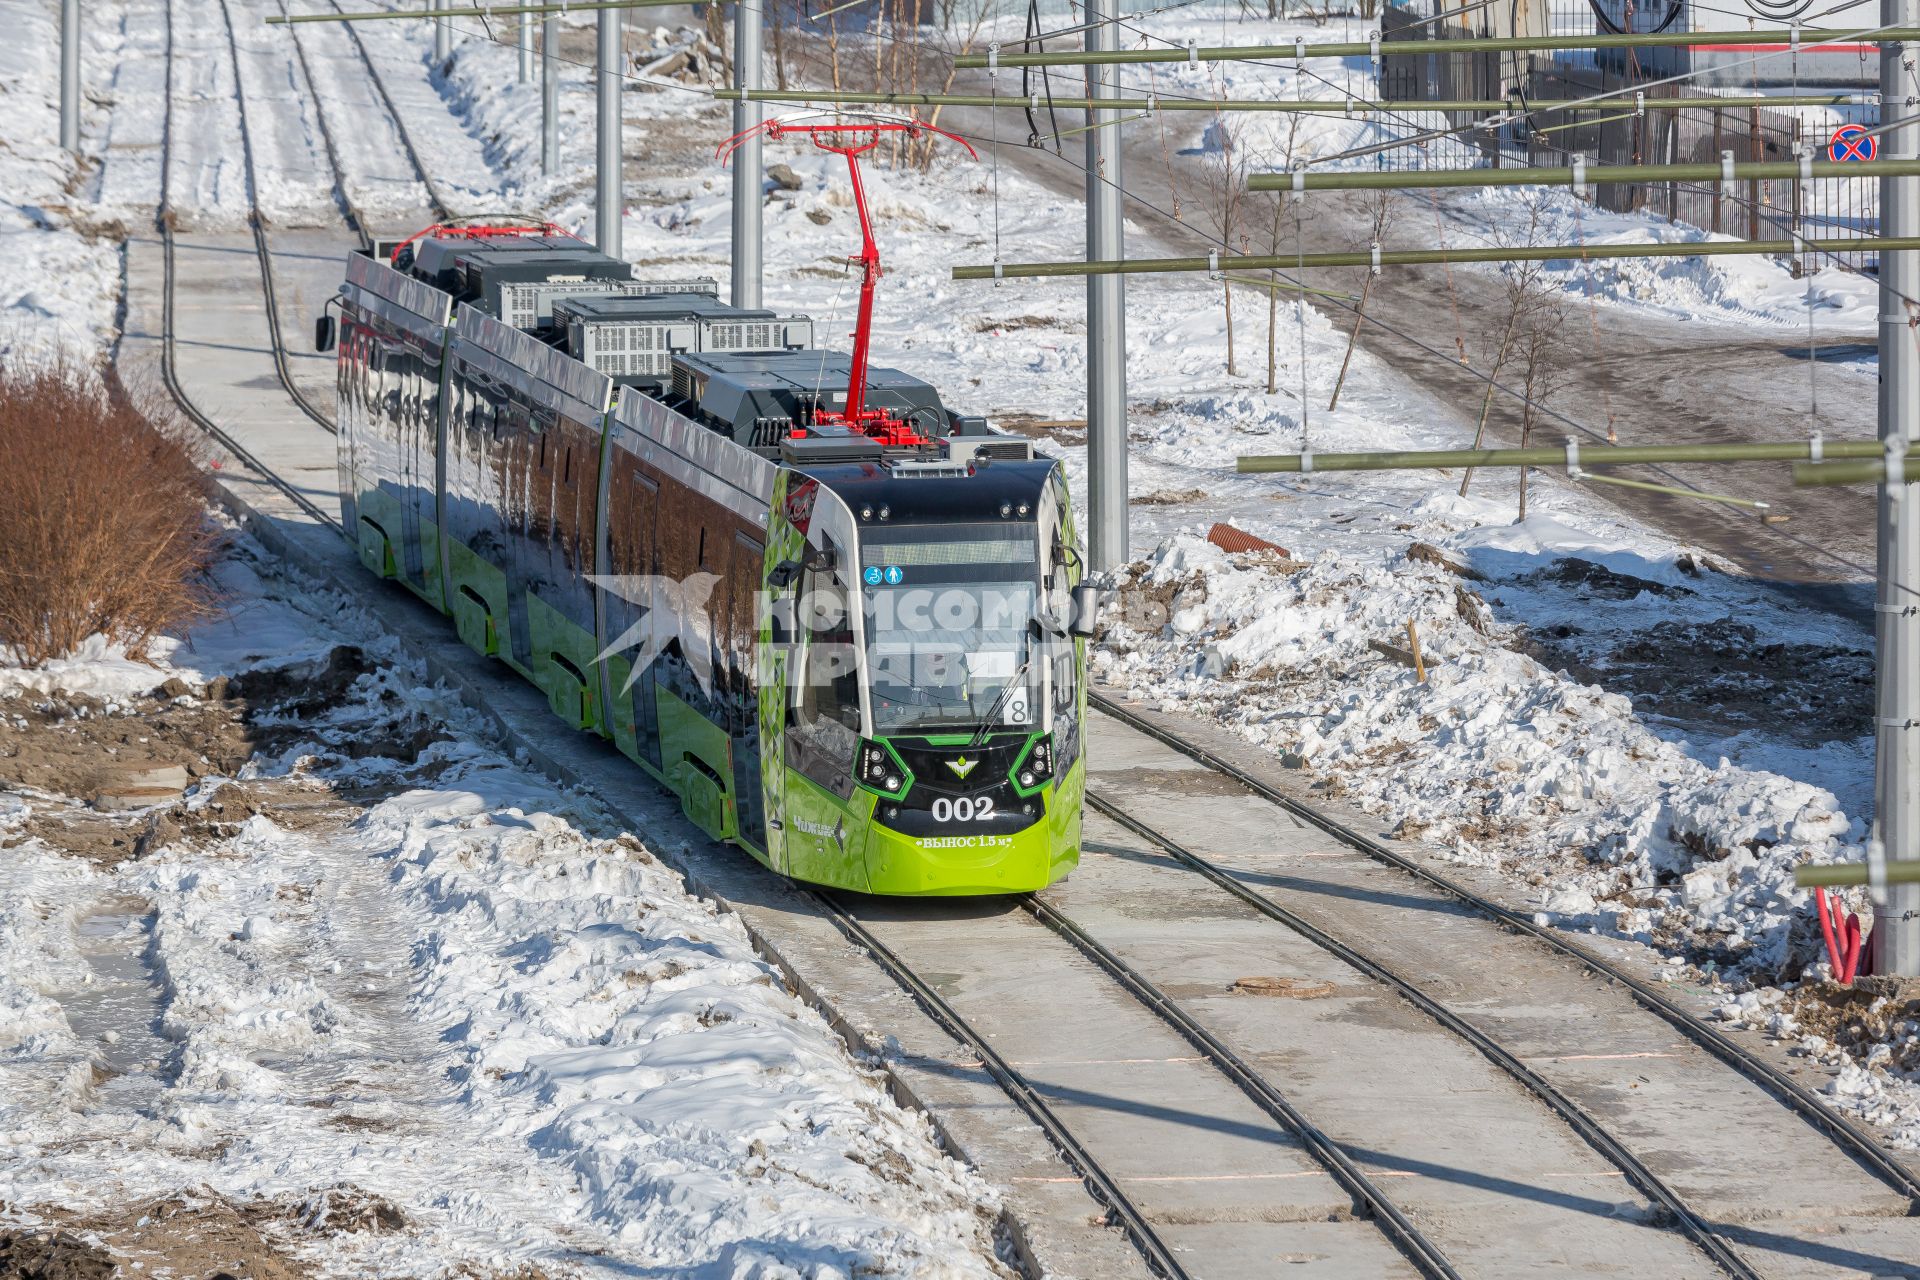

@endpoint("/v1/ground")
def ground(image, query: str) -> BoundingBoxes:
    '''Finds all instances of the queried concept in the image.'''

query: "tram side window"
[790,554,861,788]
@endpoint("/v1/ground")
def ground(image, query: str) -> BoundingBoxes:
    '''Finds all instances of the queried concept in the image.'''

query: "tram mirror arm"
[1067,584,1099,639]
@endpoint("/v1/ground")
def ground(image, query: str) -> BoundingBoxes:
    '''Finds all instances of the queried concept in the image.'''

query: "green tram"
[320,225,1094,894]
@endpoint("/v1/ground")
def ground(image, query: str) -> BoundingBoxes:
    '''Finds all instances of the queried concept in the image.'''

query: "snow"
[2,0,1911,1208]
[0,542,1010,1276]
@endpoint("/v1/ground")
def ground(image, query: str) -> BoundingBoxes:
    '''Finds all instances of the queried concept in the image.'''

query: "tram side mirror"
[1067,584,1099,639]
[314,314,336,353]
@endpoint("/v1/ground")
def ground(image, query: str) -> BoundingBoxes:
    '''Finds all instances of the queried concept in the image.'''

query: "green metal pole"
[1796,860,1920,887]
[710,88,1870,113]
[266,0,688,24]
[956,237,1920,280]
[1236,440,1883,473]
[1250,158,1920,192]
[954,28,1920,68]
[1796,458,1920,485]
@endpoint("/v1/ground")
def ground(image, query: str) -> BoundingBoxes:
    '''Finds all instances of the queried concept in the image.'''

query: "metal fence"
[1377,5,1882,273]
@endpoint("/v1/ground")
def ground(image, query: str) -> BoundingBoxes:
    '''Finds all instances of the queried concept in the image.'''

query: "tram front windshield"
[860,523,1043,735]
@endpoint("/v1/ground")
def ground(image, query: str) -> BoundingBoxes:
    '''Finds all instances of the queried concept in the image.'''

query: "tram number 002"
[931,796,996,823]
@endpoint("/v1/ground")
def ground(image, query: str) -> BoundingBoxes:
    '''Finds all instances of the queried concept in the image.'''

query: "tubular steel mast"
[718,115,975,444]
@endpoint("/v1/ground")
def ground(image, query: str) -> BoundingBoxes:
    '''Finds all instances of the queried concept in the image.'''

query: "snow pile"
[1096,525,1857,980]
[0,546,1009,1276]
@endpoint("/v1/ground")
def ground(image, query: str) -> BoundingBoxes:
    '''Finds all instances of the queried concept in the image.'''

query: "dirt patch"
[1521,557,1688,601]
[11,1194,304,1280]
[279,1185,407,1236]
[1131,488,1208,506]
[1523,617,1873,745]
[2,642,445,866]
[1784,980,1920,1075]
[0,1227,116,1280]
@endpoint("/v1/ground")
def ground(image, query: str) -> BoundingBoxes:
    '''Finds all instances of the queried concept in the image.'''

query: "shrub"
[0,357,221,667]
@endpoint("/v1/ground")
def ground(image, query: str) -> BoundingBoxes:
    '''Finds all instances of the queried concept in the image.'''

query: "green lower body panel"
[352,481,442,610]
[657,686,738,844]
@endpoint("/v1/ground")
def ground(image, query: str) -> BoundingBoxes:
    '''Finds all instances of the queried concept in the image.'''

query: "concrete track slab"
[1057,820,1722,1278]
[1086,694,1920,1277]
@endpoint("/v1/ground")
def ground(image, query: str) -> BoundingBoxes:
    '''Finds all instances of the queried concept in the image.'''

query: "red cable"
[1815,887,1862,984]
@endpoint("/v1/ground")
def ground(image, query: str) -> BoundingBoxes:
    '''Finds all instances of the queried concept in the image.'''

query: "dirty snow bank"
[0,544,1008,1277]
[1098,522,1855,980]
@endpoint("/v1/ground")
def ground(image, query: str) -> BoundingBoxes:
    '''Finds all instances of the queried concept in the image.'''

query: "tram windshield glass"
[858,523,1045,735]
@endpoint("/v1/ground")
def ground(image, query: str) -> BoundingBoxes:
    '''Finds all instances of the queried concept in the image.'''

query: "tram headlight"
[858,739,911,799]
[1012,734,1054,794]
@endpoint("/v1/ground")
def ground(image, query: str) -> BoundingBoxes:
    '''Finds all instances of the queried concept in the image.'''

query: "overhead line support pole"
[1086,0,1128,573]
[59,0,78,154]
[597,4,622,256]
[518,9,533,81]
[712,89,1870,113]
[542,12,558,175]
[265,0,691,22]
[1878,0,1920,975]
[952,27,1920,68]
[434,0,451,61]
[953,236,1920,279]
[731,0,762,309]
[1241,440,1886,473]
[1248,158,1920,191]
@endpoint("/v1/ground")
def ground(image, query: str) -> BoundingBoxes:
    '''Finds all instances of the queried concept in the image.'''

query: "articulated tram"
[318,220,1092,894]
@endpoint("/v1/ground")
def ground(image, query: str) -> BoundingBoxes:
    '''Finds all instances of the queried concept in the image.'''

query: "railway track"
[139,13,1920,1277]
[1087,692,1920,1209]
[1075,786,1759,1279]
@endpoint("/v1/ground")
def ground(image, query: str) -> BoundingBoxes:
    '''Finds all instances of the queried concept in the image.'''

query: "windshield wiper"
[966,650,1035,749]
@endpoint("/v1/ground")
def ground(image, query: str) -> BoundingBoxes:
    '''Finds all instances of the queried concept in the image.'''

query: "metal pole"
[1086,0,1127,572]
[434,0,451,61]
[542,14,559,176]
[952,236,1920,279]
[267,0,690,21]
[518,11,533,82]
[1239,439,1885,474]
[712,88,1870,113]
[596,5,623,256]
[731,1,762,309]
[953,26,1920,68]
[1877,0,1920,975]
[58,0,78,154]
[1247,157,1920,192]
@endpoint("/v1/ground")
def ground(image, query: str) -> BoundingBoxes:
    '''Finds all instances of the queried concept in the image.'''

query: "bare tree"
[1513,288,1568,521]
[1327,189,1398,412]
[1458,196,1568,501]
[1197,120,1248,377]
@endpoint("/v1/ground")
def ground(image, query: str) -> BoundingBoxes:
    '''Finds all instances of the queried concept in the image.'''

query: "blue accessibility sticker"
[883,565,905,585]
[863,565,884,586]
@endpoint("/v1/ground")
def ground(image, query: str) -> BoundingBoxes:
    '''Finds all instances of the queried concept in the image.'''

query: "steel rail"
[281,8,375,250]
[954,27,1920,67]
[1080,790,1762,1280]
[211,0,338,438]
[1016,894,1463,1280]
[1086,694,1920,1205]
[715,88,1871,113]
[324,0,459,224]
[809,891,1193,1280]
[158,0,342,534]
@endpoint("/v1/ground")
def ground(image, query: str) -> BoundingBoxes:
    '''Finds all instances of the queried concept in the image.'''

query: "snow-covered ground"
[0,540,1011,1277]
[3,0,1915,1245]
